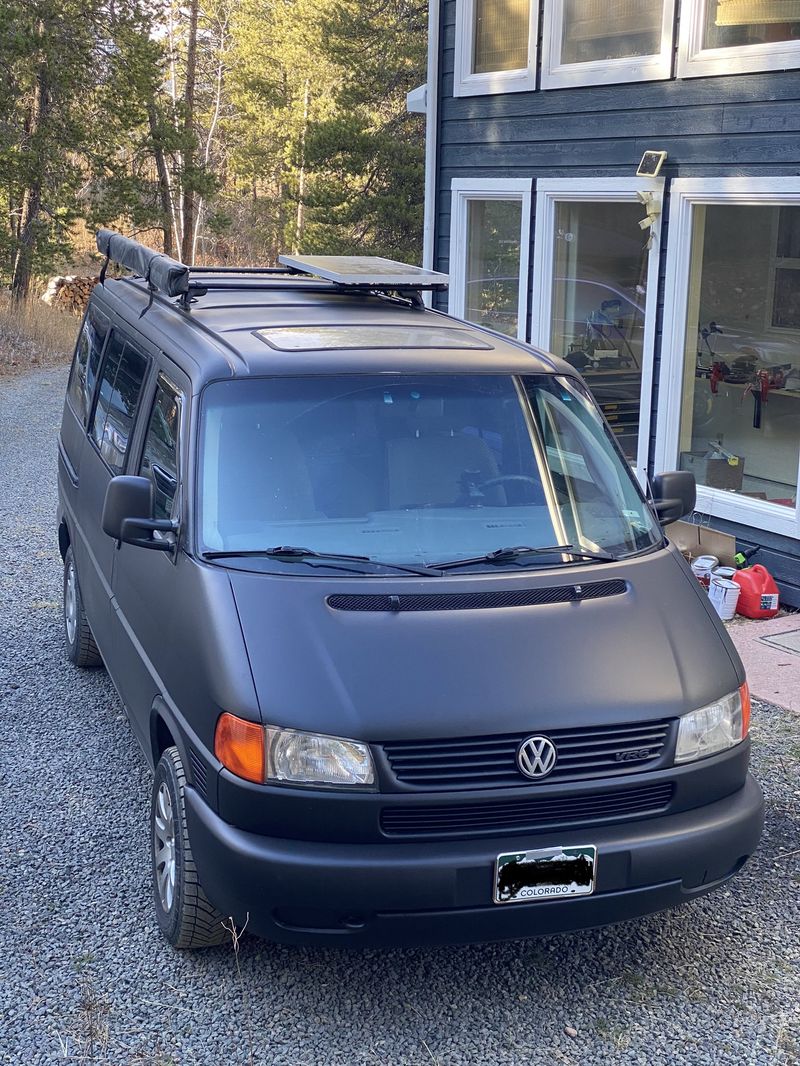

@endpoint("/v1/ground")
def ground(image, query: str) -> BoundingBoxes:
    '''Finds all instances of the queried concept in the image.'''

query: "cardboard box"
[679,451,745,492]
[664,520,737,567]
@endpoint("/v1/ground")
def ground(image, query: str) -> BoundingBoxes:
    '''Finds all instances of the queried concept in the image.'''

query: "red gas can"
[733,564,780,619]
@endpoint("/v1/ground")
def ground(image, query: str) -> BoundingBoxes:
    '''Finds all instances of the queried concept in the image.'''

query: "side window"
[67,306,109,425]
[90,335,148,475]
[140,376,181,520]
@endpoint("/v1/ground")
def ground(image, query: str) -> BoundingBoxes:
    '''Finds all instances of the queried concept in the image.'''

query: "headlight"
[675,683,750,764]
[214,713,375,788]
[266,726,375,787]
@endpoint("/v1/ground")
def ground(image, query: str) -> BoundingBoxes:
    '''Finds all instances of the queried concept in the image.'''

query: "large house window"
[453,0,537,96]
[657,179,800,540]
[530,179,663,483]
[449,178,532,340]
[542,0,675,88]
[679,0,800,77]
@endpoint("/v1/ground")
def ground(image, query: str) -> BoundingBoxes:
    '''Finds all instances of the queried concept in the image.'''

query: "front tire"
[151,747,228,949]
[63,546,102,667]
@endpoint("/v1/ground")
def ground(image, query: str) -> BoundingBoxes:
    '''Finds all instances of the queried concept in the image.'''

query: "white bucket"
[691,554,718,588]
[715,566,736,580]
[709,575,741,620]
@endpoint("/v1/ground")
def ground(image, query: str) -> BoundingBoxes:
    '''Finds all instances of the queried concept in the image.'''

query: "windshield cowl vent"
[327,579,628,613]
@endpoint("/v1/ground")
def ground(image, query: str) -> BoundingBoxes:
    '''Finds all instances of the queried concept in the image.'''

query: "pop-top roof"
[277,255,449,289]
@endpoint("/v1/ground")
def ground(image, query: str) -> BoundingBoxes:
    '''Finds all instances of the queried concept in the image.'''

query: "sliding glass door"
[531,179,662,482]
[658,179,800,539]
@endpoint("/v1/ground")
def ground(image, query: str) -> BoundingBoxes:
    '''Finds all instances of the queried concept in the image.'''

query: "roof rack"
[96,231,448,312]
[185,265,300,276]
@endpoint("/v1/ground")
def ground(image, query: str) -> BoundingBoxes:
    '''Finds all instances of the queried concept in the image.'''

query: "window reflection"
[91,337,148,475]
[681,204,800,509]
[561,0,663,64]
[141,379,180,521]
[549,200,649,464]
[464,199,522,336]
[705,0,800,49]
[473,0,530,73]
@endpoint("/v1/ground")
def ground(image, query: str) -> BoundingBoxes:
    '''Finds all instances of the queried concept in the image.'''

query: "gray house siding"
[432,0,800,605]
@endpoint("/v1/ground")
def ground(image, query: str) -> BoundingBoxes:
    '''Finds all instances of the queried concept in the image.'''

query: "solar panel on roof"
[277,255,449,289]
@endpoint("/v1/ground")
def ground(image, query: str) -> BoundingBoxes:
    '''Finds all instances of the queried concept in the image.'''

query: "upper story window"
[679,0,800,76]
[454,0,538,96]
[541,0,676,88]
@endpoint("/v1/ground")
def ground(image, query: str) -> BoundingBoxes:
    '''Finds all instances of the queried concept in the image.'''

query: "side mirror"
[101,475,176,551]
[652,470,696,524]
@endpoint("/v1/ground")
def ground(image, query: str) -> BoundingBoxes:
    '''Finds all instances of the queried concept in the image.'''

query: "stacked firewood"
[41,276,100,315]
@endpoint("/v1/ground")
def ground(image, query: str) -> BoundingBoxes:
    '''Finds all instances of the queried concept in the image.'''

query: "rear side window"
[140,376,181,520]
[90,335,148,474]
[67,306,109,425]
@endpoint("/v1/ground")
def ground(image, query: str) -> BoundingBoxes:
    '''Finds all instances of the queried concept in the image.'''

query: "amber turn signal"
[739,681,751,738]
[214,713,265,783]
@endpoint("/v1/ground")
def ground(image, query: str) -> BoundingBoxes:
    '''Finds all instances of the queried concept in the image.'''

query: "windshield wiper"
[204,545,373,562]
[203,545,438,576]
[430,543,617,571]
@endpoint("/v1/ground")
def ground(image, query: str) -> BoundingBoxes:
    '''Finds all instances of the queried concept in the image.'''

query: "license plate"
[494,845,597,904]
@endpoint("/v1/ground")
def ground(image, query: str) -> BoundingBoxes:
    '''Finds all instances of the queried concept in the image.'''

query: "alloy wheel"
[154,782,177,913]
[64,561,77,646]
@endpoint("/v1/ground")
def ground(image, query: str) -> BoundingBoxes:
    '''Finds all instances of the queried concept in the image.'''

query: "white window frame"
[530,178,665,485]
[656,177,800,540]
[678,0,800,78]
[541,0,676,90]
[453,0,538,97]
[448,178,532,342]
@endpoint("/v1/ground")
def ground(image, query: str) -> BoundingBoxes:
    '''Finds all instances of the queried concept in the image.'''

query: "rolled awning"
[96,229,189,297]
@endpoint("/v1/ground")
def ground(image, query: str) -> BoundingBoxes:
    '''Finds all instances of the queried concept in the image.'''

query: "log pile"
[41,276,100,315]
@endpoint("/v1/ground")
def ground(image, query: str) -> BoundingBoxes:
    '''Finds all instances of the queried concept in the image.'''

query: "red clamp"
[710,362,724,394]
[759,370,770,403]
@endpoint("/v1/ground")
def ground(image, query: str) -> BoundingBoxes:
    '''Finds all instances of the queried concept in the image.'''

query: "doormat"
[759,628,800,657]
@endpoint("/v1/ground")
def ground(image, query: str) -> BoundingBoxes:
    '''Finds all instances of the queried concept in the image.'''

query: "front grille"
[380,782,674,838]
[381,720,673,790]
[327,579,627,613]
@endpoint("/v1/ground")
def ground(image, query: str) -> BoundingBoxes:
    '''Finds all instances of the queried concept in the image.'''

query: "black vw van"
[56,232,763,948]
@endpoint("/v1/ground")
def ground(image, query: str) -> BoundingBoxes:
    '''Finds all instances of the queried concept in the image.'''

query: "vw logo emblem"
[517,735,557,779]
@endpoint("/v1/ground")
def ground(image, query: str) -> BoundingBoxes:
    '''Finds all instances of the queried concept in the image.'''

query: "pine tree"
[303,0,427,261]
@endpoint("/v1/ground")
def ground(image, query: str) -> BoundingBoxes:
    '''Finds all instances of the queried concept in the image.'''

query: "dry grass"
[0,292,79,376]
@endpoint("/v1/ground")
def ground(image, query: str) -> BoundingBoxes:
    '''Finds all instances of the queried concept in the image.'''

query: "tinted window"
[140,377,181,520]
[90,335,148,475]
[199,374,660,568]
[67,307,109,424]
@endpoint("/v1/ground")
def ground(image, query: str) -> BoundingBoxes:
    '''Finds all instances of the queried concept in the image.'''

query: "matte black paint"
[57,273,763,946]
[185,777,763,945]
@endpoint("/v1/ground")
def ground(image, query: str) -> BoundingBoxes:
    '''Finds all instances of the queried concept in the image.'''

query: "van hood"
[227,545,744,741]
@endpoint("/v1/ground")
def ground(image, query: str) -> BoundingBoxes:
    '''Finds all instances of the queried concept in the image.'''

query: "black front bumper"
[185,773,764,947]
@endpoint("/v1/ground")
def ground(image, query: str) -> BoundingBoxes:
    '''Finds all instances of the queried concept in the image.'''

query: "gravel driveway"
[2,367,799,1066]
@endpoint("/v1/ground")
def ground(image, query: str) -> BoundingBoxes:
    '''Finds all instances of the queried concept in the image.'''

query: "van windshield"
[198,374,661,571]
